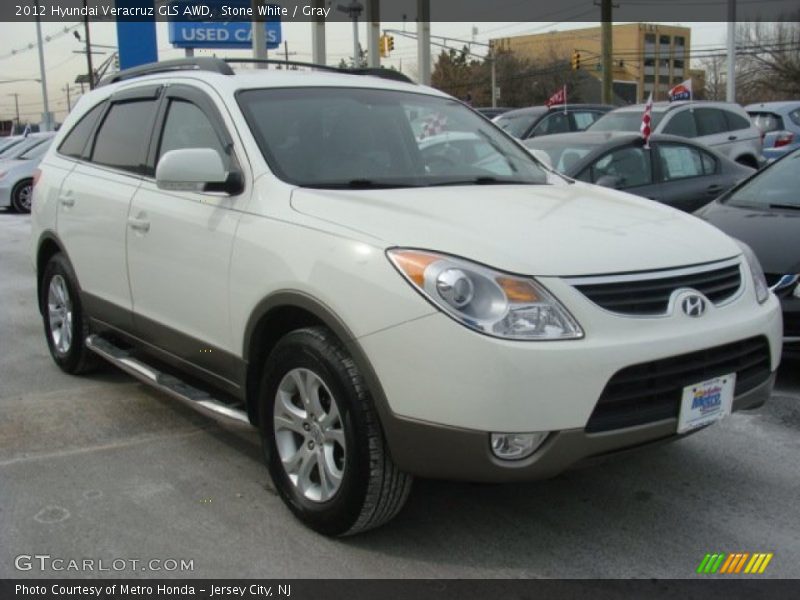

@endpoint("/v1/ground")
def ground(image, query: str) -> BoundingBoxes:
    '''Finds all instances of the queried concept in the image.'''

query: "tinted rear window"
[58,102,106,158]
[748,112,784,133]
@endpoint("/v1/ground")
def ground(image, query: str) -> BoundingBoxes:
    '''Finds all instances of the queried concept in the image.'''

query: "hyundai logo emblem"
[681,294,707,317]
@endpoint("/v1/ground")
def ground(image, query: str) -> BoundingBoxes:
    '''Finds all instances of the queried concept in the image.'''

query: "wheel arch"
[242,291,394,436]
[35,231,71,315]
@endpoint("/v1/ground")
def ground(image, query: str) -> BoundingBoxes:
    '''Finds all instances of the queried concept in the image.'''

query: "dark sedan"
[493,104,613,140]
[696,148,800,356]
[524,131,754,213]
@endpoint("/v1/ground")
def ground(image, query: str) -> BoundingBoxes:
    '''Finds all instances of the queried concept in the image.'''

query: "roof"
[523,130,717,149]
[499,104,613,118]
[611,100,743,113]
[745,101,800,113]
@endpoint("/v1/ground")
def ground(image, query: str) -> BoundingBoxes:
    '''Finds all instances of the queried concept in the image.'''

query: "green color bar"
[711,554,726,573]
[697,554,713,574]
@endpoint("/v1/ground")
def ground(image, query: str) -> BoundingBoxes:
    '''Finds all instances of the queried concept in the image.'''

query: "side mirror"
[525,147,552,168]
[156,148,241,195]
[596,175,623,189]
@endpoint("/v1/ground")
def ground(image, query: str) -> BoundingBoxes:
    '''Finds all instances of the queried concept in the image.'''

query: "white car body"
[30,63,782,532]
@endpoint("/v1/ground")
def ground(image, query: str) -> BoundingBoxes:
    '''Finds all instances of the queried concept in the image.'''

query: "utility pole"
[366,0,380,68]
[311,0,326,65]
[417,0,431,85]
[64,85,72,112]
[726,0,736,102]
[251,0,268,68]
[489,43,497,108]
[338,2,364,67]
[8,93,20,131]
[34,0,51,131]
[82,0,94,89]
[601,0,613,105]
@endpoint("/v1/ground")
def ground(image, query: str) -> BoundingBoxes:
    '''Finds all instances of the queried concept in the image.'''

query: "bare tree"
[695,54,726,101]
[734,17,800,103]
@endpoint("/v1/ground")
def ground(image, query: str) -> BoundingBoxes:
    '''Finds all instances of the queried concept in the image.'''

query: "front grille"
[572,261,742,316]
[586,336,771,433]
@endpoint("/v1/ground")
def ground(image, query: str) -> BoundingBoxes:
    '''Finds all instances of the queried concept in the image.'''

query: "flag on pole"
[640,92,653,148]
[546,85,567,109]
[667,78,693,102]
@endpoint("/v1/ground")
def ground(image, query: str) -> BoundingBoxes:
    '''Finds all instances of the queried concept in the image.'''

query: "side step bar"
[86,335,254,430]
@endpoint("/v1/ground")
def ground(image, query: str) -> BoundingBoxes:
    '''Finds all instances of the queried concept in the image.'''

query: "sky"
[0,20,729,124]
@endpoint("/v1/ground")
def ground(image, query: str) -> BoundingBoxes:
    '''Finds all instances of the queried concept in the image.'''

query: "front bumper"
[358,274,782,481]
[381,372,774,482]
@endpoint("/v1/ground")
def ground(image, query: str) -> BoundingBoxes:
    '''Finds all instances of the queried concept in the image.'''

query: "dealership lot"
[1,211,798,578]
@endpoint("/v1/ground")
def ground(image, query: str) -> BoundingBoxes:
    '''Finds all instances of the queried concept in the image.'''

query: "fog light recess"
[490,432,548,461]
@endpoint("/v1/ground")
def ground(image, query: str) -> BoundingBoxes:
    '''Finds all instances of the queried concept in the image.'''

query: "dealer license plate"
[677,374,736,434]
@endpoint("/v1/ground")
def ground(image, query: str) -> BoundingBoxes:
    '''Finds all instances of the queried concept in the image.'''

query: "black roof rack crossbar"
[223,58,415,84]
[98,57,415,87]
[98,57,235,87]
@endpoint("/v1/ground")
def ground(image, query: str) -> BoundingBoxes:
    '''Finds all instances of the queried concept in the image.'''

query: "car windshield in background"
[0,138,23,155]
[525,140,596,172]
[19,140,52,160]
[748,112,784,133]
[725,150,800,209]
[238,88,548,189]
[493,110,545,138]
[589,110,664,132]
[0,137,45,160]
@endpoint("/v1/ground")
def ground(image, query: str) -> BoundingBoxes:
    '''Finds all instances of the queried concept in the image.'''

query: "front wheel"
[40,253,98,374]
[260,326,412,536]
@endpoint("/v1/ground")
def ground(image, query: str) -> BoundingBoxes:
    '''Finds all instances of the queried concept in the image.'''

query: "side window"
[90,99,158,173]
[157,99,228,167]
[532,113,571,136]
[724,110,752,131]
[662,110,698,137]
[58,102,105,159]
[572,111,602,131]
[695,108,729,136]
[790,109,800,127]
[700,151,717,175]
[657,144,706,181]
[590,146,652,188]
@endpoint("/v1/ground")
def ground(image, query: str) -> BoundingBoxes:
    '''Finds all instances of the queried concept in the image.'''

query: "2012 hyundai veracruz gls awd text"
[30,59,782,536]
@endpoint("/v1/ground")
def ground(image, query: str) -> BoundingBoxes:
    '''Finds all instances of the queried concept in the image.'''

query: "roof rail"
[98,57,234,87]
[223,58,416,84]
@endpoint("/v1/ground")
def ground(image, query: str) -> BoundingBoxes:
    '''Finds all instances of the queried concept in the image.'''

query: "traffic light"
[379,35,396,58]
[388,35,395,52]
[571,50,581,70]
[113,52,120,72]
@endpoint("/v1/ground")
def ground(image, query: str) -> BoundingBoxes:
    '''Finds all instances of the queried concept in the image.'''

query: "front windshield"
[493,110,544,138]
[725,149,800,209]
[19,140,52,160]
[237,87,547,188]
[589,110,664,132]
[0,137,45,159]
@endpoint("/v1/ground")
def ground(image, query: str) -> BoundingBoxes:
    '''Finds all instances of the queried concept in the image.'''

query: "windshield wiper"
[304,179,422,189]
[427,176,539,187]
[768,203,800,211]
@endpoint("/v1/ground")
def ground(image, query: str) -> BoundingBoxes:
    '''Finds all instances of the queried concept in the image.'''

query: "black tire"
[40,253,98,375]
[11,179,33,214]
[260,326,412,536]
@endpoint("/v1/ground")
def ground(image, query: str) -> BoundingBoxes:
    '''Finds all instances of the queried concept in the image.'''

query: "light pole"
[34,0,52,131]
[338,1,364,67]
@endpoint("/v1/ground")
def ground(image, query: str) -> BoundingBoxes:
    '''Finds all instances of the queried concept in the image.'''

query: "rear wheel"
[260,326,412,536]
[40,253,98,374]
[11,179,33,213]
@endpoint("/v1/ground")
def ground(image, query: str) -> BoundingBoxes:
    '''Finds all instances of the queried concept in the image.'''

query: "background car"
[746,101,800,162]
[696,148,800,357]
[474,106,513,119]
[588,101,763,168]
[492,104,613,139]
[0,135,25,156]
[0,137,53,213]
[525,131,754,212]
[0,132,55,162]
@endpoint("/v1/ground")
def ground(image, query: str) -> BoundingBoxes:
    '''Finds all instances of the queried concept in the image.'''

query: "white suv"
[30,58,782,536]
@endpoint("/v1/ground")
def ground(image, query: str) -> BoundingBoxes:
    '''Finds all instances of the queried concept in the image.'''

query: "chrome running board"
[85,334,254,429]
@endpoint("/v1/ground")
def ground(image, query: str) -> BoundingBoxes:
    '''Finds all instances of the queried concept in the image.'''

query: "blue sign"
[168,1,281,50]
[116,1,158,70]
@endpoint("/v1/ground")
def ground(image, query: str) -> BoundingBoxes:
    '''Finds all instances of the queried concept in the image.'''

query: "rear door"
[125,83,249,392]
[651,141,727,212]
[57,86,162,329]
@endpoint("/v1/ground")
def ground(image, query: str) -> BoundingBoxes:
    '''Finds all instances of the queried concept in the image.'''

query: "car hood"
[697,201,800,275]
[290,182,741,276]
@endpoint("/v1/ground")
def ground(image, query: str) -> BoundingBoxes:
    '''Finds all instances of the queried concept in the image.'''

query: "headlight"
[387,249,583,340]
[734,240,769,304]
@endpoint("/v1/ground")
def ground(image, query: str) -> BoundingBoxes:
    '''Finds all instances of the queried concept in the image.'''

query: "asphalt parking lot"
[1,210,798,579]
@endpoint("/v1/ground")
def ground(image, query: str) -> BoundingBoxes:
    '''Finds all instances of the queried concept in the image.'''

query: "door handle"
[706,185,723,196]
[728,135,737,141]
[127,217,150,233]
[59,194,75,207]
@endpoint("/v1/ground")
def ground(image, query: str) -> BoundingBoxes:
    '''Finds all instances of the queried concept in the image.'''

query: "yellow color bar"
[758,553,774,574]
